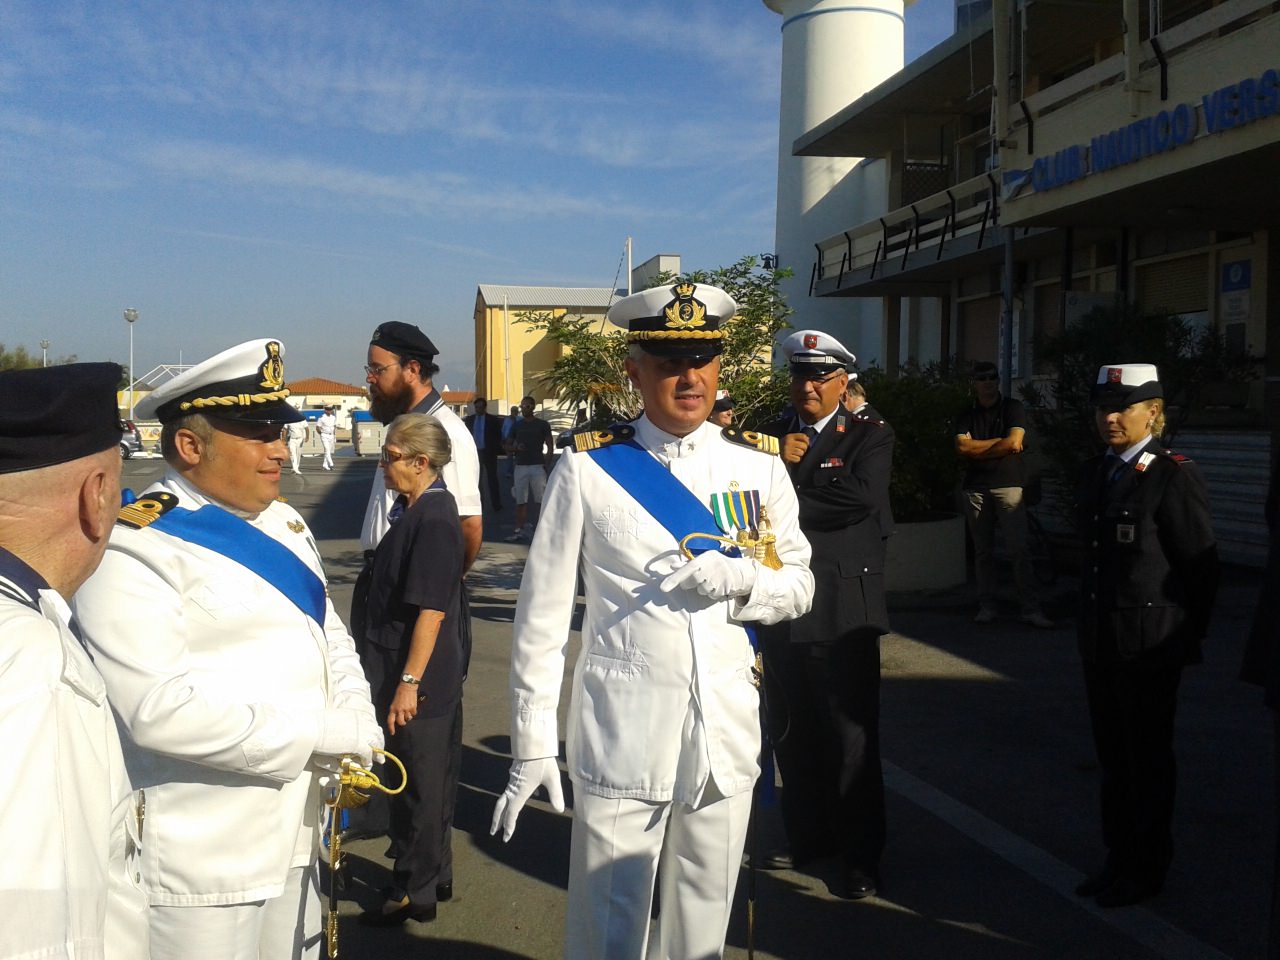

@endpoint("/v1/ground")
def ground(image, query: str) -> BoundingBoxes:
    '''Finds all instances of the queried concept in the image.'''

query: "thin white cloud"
[134,139,658,222]
[2,0,773,172]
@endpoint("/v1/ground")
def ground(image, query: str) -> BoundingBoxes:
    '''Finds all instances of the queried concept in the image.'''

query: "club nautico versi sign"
[1004,68,1279,196]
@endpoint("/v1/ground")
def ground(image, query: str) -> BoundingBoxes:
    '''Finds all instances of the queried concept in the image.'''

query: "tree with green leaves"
[0,343,79,371]
[521,255,793,429]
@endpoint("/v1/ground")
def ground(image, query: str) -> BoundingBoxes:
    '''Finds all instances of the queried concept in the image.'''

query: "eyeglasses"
[364,361,402,377]
[379,446,410,465]
[790,370,845,386]
[970,373,998,383]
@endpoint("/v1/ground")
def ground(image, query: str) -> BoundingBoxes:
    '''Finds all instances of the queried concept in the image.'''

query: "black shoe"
[358,898,437,926]
[1095,874,1162,908]
[1075,862,1118,897]
[339,827,386,844]
[839,867,878,901]
[436,882,453,903]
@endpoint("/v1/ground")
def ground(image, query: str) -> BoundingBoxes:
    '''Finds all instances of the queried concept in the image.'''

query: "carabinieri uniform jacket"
[1076,436,1219,666]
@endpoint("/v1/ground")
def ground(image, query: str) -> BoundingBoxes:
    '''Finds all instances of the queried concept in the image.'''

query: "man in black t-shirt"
[504,396,554,542]
[955,361,1052,628]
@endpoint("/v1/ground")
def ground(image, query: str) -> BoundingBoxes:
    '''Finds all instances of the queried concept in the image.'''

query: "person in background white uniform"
[0,362,147,960]
[285,417,309,474]
[491,283,815,960]
[315,406,337,470]
[74,339,383,960]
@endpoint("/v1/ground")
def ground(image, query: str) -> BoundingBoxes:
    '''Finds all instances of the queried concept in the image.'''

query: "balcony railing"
[814,172,1000,287]
[1012,0,1274,142]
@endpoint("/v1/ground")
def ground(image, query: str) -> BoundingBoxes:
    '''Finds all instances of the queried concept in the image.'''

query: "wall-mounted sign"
[1004,68,1279,196]
[1221,259,1252,325]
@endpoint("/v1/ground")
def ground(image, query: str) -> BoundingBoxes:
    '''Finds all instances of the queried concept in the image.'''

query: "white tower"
[766,0,912,364]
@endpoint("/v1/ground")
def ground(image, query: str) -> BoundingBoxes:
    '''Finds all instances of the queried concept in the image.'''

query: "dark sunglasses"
[970,373,998,383]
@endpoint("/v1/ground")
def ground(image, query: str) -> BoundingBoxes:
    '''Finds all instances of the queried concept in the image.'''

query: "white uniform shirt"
[73,473,376,906]
[285,421,307,443]
[510,416,814,805]
[0,550,143,958]
[360,394,482,551]
[315,412,336,437]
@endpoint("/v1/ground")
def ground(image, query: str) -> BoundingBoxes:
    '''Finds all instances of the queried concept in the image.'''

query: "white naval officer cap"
[781,329,857,379]
[1091,363,1162,410]
[135,338,306,426]
[609,282,737,359]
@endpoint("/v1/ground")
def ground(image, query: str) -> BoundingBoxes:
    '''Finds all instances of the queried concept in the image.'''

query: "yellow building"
[782,0,1280,562]
[473,255,682,414]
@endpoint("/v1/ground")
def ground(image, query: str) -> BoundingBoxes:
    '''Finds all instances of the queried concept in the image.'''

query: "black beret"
[0,363,125,474]
[370,322,438,360]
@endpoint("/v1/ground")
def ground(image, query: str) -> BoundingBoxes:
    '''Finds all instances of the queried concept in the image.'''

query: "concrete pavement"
[119,452,1276,958]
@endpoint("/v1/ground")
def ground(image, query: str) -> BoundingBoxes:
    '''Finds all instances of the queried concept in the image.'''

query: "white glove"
[489,757,565,843]
[314,708,384,767]
[659,549,758,601]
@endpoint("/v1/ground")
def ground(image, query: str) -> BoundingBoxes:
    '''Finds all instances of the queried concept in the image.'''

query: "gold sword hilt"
[324,748,409,958]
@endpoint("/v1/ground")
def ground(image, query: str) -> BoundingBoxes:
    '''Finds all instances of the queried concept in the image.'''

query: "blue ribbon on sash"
[150,504,327,625]
[586,439,746,563]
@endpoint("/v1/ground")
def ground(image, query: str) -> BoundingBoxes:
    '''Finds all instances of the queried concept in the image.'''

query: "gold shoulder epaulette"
[570,423,635,452]
[721,427,780,456]
[117,491,179,529]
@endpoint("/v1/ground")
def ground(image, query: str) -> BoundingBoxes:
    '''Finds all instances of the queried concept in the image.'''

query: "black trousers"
[1082,657,1183,882]
[388,697,464,907]
[479,451,502,511]
[763,632,885,871]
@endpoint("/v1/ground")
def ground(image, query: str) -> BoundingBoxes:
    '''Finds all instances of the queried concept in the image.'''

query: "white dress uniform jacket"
[511,416,814,804]
[0,550,143,959]
[73,473,376,907]
[360,394,481,551]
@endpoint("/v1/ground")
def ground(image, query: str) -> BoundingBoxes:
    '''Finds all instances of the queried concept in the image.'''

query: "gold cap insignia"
[663,282,707,330]
[259,341,285,391]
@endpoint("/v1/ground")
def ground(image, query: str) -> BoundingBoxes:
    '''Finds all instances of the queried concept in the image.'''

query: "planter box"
[885,512,966,592]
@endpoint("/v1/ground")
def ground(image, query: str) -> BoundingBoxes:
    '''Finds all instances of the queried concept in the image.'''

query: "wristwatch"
[400,672,420,685]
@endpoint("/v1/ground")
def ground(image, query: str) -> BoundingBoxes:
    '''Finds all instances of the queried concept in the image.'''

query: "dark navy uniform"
[760,407,895,876]
[1076,435,1218,891]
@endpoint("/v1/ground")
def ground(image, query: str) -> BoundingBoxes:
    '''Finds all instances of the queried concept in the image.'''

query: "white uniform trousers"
[288,439,304,473]
[565,786,753,960]
[319,435,335,470]
[149,863,322,960]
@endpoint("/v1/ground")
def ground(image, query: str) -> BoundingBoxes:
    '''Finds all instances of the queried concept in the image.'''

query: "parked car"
[120,419,145,459]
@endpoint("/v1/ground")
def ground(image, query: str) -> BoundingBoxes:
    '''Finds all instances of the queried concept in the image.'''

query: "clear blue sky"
[2,0,954,393]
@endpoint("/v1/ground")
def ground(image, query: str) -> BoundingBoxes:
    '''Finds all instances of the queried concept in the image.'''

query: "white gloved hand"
[314,708,384,767]
[659,549,758,601]
[489,757,565,843]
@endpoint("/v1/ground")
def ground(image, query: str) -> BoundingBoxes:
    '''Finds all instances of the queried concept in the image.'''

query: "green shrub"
[861,364,971,522]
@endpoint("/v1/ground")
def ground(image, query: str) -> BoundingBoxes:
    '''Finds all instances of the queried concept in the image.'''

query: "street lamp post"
[39,340,49,367]
[123,309,138,419]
